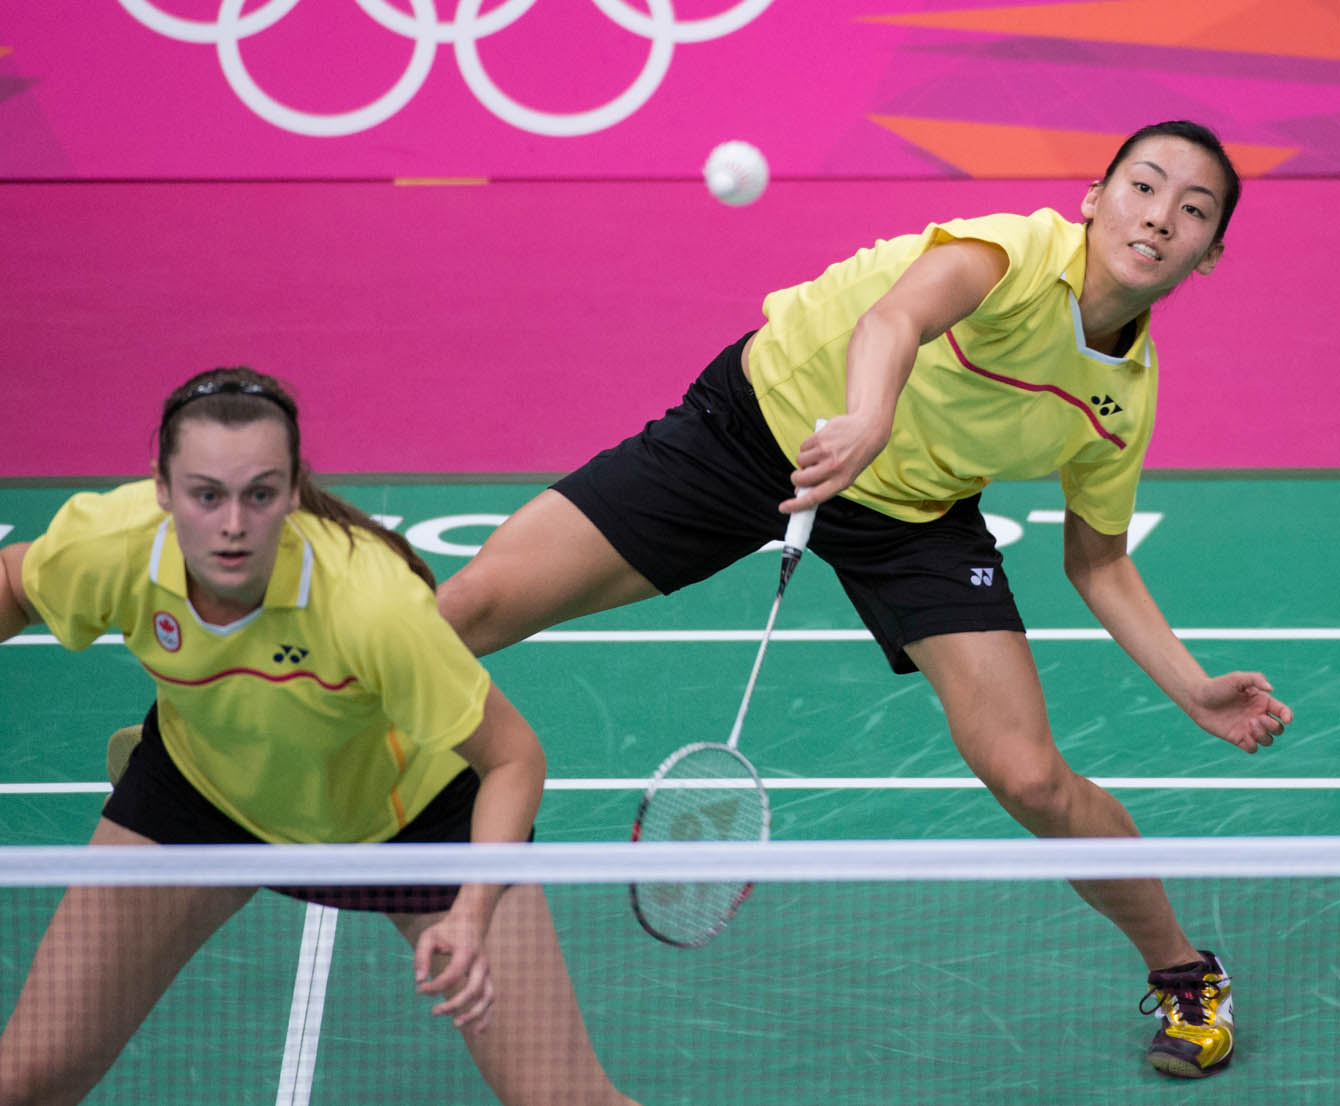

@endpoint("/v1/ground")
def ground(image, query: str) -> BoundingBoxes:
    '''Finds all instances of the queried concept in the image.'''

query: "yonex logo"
[119,0,775,138]
[1091,394,1123,416]
[273,644,310,664]
[970,567,994,587]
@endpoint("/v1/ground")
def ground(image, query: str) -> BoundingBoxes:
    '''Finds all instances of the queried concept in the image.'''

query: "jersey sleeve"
[1059,412,1156,535]
[920,210,1068,325]
[21,491,138,650]
[335,561,491,754]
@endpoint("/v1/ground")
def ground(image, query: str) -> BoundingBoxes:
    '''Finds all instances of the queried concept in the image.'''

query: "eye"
[1133,181,1153,194]
[193,488,218,505]
[1182,203,1206,219]
[248,486,276,506]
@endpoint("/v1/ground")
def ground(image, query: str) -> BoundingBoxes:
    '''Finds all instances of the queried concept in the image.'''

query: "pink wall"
[1,3,1335,476]
[1,176,1333,476]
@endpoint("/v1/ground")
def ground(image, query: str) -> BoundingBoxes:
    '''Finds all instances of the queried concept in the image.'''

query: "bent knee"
[436,557,545,657]
[436,564,498,647]
[985,760,1079,821]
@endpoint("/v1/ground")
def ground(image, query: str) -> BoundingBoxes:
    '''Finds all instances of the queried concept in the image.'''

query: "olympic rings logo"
[118,0,774,138]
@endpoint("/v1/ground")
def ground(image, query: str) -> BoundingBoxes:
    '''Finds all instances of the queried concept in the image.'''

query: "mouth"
[1129,241,1163,262]
[212,550,251,568]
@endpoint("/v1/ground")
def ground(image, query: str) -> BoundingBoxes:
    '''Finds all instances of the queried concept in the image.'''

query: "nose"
[221,498,246,537]
[1145,200,1175,238]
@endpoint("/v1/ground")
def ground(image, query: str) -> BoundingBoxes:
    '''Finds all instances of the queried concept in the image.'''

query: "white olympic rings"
[117,0,775,138]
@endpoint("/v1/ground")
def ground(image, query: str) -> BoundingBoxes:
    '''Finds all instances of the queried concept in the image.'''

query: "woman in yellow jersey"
[436,121,1292,1080]
[0,369,639,1106]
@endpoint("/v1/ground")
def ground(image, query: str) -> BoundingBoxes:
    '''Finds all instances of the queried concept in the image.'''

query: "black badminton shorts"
[103,702,495,913]
[551,331,1026,674]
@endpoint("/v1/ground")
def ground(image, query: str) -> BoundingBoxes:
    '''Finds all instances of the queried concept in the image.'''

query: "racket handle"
[782,507,817,555]
[782,417,827,557]
[779,513,814,589]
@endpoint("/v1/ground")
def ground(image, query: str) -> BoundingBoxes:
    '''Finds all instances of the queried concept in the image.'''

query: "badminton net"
[1,837,1338,1106]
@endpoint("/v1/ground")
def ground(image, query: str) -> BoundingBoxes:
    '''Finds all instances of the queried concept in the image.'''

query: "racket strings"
[632,745,769,947]
[640,747,766,842]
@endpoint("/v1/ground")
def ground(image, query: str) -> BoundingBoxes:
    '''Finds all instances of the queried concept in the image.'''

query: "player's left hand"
[414,911,495,1032]
[1188,672,1292,754]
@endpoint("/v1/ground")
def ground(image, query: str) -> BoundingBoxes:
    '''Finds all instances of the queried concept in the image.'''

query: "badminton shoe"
[1141,950,1234,1078]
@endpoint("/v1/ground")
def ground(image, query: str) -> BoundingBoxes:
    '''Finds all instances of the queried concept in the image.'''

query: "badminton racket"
[630,453,823,948]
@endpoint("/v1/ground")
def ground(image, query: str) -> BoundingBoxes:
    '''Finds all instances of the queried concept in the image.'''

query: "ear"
[1194,240,1224,276]
[1080,180,1104,221]
[152,460,171,513]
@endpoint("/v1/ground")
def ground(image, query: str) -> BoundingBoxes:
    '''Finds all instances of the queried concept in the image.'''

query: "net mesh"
[1,838,1338,1106]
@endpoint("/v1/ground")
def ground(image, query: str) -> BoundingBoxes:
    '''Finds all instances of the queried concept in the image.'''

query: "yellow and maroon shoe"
[1141,951,1234,1078]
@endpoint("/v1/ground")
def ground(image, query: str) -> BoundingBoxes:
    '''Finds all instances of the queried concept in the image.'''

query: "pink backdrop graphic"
[1,1,1335,179]
[1,3,1336,476]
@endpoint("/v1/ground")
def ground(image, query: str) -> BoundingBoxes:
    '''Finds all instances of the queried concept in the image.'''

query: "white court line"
[4,627,1340,647]
[275,903,339,1106]
[552,777,1340,790]
[5,777,1340,796]
[528,628,1340,643]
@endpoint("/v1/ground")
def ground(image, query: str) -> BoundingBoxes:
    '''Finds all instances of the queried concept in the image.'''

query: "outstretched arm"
[782,238,1008,513]
[1063,510,1291,753]
[411,683,546,1031]
[0,543,36,641]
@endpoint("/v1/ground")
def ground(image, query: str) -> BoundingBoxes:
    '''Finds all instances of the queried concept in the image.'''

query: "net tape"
[2,836,1339,887]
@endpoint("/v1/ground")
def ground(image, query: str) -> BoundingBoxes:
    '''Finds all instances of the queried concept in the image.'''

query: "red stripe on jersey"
[142,663,359,691]
[944,329,1127,450]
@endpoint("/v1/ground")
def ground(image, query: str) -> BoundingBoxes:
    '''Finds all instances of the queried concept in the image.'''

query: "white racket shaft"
[727,417,825,749]
[726,511,812,750]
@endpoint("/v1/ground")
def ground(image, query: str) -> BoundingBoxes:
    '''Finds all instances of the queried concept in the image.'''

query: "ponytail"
[297,470,437,591]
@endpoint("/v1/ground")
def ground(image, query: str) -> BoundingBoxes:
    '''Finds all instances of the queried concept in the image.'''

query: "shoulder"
[28,480,164,568]
[303,520,434,627]
[21,481,165,644]
[51,480,161,530]
[933,209,1082,321]
[929,208,1081,266]
[313,531,483,690]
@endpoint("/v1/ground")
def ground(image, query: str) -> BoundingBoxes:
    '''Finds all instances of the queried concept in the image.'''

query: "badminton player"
[0,368,640,1106]
[436,121,1292,1079]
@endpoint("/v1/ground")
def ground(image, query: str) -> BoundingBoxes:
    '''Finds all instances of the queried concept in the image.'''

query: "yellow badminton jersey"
[749,208,1157,535]
[22,480,490,844]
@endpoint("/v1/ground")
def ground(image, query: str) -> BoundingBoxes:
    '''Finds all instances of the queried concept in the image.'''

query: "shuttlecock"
[703,140,769,206]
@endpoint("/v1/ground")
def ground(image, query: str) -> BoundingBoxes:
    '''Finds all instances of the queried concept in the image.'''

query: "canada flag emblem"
[154,611,182,652]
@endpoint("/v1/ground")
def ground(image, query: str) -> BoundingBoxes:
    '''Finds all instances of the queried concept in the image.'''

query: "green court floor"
[2,476,1337,1104]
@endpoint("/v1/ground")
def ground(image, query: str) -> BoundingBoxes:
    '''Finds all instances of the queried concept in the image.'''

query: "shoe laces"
[1140,960,1226,1026]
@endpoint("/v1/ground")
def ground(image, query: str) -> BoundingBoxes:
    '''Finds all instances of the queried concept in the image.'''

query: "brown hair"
[157,367,436,591]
